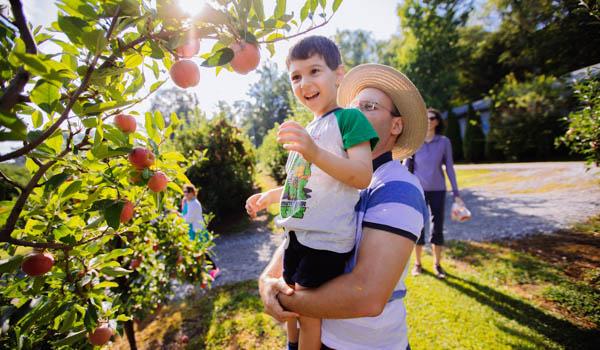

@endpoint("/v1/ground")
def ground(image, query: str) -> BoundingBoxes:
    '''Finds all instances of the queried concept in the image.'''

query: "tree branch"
[258,14,336,44]
[9,0,36,54]
[0,6,122,163]
[0,0,37,113]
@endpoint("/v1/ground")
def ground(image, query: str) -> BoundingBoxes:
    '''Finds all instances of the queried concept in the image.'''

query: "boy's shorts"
[283,231,353,288]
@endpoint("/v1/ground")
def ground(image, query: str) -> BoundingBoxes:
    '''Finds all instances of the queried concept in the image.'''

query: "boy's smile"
[288,55,344,117]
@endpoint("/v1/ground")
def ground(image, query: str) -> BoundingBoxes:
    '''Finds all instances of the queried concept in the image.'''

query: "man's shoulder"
[372,161,423,192]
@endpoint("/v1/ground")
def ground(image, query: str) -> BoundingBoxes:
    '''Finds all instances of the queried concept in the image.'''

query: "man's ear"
[391,117,403,136]
[335,64,345,87]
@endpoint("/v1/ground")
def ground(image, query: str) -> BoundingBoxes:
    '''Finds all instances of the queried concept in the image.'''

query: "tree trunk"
[124,320,137,350]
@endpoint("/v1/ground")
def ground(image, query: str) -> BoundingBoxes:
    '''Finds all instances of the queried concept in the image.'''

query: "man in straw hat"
[259,64,429,349]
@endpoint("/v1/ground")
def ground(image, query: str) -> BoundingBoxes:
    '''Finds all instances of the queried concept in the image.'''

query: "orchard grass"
[122,216,599,349]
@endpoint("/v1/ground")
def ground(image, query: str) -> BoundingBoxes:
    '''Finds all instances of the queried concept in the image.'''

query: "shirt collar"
[373,151,393,171]
[319,107,342,118]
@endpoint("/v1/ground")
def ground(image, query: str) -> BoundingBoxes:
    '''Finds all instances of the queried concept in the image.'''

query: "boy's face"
[288,54,344,117]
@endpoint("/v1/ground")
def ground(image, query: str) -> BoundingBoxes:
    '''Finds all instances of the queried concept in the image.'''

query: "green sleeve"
[334,108,379,150]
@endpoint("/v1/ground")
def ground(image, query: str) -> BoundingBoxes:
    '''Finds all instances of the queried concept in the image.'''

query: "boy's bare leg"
[296,283,321,350]
[287,318,299,344]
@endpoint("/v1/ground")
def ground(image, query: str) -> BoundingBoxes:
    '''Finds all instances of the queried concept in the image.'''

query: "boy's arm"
[245,186,283,218]
[278,121,372,189]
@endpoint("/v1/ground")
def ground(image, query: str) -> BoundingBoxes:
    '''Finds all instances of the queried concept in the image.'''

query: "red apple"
[176,39,200,58]
[130,257,142,270]
[128,147,155,170]
[148,171,168,192]
[114,113,136,134]
[230,41,260,74]
[21,250,54,276]
[180,334,189,343]
[120,200,134,223]
[88,325,113,346]
[169,60,200,88]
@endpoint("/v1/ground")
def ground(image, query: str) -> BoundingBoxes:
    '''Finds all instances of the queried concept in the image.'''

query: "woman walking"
[406,108,462,279]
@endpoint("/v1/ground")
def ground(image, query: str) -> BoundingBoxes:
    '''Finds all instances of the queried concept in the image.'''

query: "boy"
[245,36,378,350]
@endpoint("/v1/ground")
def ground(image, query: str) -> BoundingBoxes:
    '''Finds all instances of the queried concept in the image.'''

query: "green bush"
[175,116,255,226]
[557,75,600,166]
[444,109,463,162]
[462,105,486,163]
[256,104,313,185]
[487,74,571,161]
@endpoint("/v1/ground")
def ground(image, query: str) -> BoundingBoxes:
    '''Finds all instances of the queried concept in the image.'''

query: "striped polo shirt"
[321,151,429,350]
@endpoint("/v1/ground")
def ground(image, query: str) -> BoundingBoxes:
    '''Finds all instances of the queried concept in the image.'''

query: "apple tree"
[0,0,343,348]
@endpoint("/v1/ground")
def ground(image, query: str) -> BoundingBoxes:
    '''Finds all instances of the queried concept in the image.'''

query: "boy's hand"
[277,121,320,162]
[245,192,270,218]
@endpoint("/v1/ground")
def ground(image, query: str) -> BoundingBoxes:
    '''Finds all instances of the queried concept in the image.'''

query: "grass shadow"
[427,270,600,349]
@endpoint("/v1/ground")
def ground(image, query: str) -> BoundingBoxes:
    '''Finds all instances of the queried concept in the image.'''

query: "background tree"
[235,62,293,146]
[444,109,463,162]
[175,113,255,227]
[557,75,600,166]
[334,29,380,69]
[462,104,486,163]
[150,87,199,125]
[396,0,472,110]
[488,74,571,161]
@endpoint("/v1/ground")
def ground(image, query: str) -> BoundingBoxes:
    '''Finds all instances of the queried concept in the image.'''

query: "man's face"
[288,55,344,117]
[351,88,403,154]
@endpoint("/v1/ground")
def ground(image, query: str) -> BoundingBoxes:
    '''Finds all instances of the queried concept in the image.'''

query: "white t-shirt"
[321,155,428,349]
[275,108,378,253]
[183,198,204,232]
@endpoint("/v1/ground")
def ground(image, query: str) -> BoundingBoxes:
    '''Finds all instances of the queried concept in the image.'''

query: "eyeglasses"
[352,100,401,117]
[428,117,437,121]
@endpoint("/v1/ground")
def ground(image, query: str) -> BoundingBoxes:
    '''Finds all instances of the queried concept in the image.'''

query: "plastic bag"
[451,198,471,222]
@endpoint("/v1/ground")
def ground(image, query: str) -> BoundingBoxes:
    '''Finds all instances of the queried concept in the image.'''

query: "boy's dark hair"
[286,35,342,70]
[427,107,445,135]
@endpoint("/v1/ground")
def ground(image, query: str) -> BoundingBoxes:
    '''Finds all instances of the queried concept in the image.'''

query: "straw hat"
[337,64,428,160]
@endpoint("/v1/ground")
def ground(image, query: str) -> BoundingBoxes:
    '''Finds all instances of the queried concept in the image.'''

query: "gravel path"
[178,162,600,293]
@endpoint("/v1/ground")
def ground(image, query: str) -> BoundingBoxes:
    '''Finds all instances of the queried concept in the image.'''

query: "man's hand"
[245,192,270,218]
[277,121,320,163]
[258,275,299,322]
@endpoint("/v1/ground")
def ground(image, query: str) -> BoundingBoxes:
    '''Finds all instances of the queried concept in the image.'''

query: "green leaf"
[332,0,342,11]
[58,309,77,334]
[201,48,234,67]
[83,100,132,115]
[93,281,119,289]
[61,180,82,198]
[30,81,60,114]
[116,314,131,322]
[0,112,27,138]
[81,29,107,55]
[102,248,133,262]
[99,266,131,277]
[45,173,70,193]
[32,110,43,128]
[104,201,124,230]
[45,130,64,154]
[154,111,165,130]
[52,330,87,347]
[319,0,326,8]
[81,117,98,128]
[124,53,143,69]
[57,16,89,45]
[12,52,50,75]
[310,0,318,12]
[252,0,265,20]
[300,1,311,21]
[0,255,24,274]
[150,80,165,93]
[145,112,157,140]
[275,0,286,18]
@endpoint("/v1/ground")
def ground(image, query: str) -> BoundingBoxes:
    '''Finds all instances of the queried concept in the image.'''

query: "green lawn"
[123,217,599,350]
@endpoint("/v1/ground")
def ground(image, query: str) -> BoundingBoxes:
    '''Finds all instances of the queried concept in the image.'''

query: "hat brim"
[337,64,428,160]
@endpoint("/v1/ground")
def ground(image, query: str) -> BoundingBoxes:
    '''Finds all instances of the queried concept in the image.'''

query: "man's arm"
[278,227,415,319]
[258,241,299,322]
